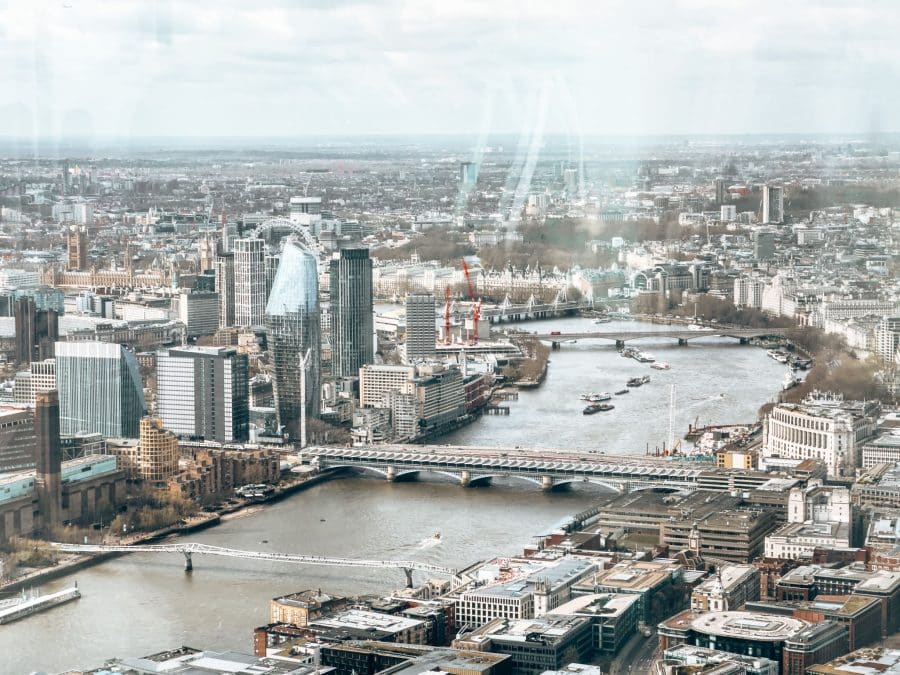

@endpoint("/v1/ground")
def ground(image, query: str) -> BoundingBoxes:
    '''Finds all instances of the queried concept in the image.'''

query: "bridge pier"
[386,466,396,482]
[183,551,193,572]
[739,337,749,345]
[677,338,688,346]
[551,341,560,350]
[615,340,625,349]
[460,470,471,487]
[403,567,414,588]
[541,475,554,491]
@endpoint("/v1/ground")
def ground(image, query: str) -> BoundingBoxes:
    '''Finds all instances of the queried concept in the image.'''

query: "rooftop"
[689,610,809,641]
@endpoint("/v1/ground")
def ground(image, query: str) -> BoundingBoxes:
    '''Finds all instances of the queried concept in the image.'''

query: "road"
[611,629,659,675]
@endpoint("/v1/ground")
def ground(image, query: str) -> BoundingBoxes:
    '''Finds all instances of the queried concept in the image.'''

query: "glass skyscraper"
[265,240,321,434]
[55,341,146,438]
[329,248,373,378]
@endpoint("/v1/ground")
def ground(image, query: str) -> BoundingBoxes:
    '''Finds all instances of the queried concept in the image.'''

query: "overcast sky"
[1,0,898,140]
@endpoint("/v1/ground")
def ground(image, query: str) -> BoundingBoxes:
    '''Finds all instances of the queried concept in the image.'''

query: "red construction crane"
[461,259,482,344]
[443,286,453,344]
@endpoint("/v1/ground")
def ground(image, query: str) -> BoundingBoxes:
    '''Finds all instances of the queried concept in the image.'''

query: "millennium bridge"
[50,542,455,587]
[306,445,713,492]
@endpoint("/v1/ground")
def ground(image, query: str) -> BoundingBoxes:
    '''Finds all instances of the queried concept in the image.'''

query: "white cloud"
[0,0,898,138]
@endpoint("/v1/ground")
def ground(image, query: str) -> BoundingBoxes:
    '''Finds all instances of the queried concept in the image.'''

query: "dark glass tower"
[329,248,373,378]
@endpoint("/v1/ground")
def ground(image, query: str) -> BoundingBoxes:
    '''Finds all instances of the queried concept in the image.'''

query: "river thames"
[0,316,788,673]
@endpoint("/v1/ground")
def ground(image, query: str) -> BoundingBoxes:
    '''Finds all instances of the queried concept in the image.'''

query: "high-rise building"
[176,290,219,338]
[459,161,478,188]
[233,237,267,328]
[289,196,323,230]
[215,252,236,329]
[329,248,373,378]
[762,184,784,224]
[156,346,249,442]
[14,296,58,365]
[13,358,56,406]
[405,293,436,362]
[198,232,218,273]
[265,252,281,297]
[714,177,727,205]
[752,229,776,261]
[265,240,321,433]
[55,341,146,438]
[564,167,579,195]
[66,225,88,270]
[34,390,62,531]
[874,317,900,364]
[138,417,178,484]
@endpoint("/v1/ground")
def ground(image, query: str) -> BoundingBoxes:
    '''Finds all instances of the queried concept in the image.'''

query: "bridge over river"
[50,542,455,587]
[306,445,715,492]
[526,327,788,348]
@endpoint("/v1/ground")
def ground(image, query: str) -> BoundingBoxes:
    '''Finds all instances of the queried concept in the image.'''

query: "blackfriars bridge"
[306,445,713,492]
[50,542,455,587]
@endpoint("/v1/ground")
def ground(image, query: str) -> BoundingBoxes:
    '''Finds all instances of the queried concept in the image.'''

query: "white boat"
[782,371,801,391]
[650,362,671,370]
[588,392,612,402]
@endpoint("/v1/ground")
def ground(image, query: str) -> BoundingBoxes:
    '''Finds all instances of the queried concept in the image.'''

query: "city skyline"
[2,1,900,141]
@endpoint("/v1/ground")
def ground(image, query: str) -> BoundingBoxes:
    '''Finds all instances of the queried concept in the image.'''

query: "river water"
[0,316,786,674]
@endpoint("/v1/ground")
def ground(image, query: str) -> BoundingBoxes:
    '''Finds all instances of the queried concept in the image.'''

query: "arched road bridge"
[50,542,455,588]
[307,445,711,492]
[528,327,788,348]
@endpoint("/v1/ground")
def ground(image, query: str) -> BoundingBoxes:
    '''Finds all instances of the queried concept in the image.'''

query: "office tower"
[233,237,267,327]
[61,159,70,194]
[752,229,776,261]
[66,225,88,270]
[156,346,249,442]
[762,184,784,224]
[34,390,62,531]
[138,418,179,484]
[265,240,321,434]
[714,177,726,205]
[459,161,478,188]
[215,252,236,328]
[55,341,146,438]
[329,248,373,378]
[14,296,58,364]
[405,293,436,362]
[0,407,37,472]
[177,290,219,338]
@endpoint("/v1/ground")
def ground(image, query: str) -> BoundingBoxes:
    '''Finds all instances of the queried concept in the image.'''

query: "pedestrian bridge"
[50,542,455,587]
[528,327,788,348]
[307,445,710,492]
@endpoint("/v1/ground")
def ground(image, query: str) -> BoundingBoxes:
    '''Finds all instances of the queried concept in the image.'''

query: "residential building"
[215,252,236,328]
[359,364,416,408]
[762,185,784,224]
[233,237,267,327]
[55,341,146,438]
[13,358,56,406]
[138,417,178,484]
[330,248,374,378]
[156,346,249,443]
[873,316,900,364]
[265,240,321,432]
[753,228,776,260]
[404,293,436,362]
[0,407,37,472]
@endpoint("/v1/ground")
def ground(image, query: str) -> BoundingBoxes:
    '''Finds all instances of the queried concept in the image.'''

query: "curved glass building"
[264,240,321,434]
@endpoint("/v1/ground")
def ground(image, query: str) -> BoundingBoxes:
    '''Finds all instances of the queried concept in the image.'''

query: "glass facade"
[55,341,146,438]
[265,240,320,433]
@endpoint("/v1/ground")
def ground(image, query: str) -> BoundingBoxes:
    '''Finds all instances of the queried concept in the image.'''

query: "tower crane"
[443,286,453,345]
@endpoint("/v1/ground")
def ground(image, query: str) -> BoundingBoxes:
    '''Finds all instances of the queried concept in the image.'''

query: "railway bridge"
[306,445,711,492]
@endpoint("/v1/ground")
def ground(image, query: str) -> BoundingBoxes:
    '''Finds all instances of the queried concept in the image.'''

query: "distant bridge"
[50,542,455,587]
[528,327,788,348]
[307,445,712,493]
